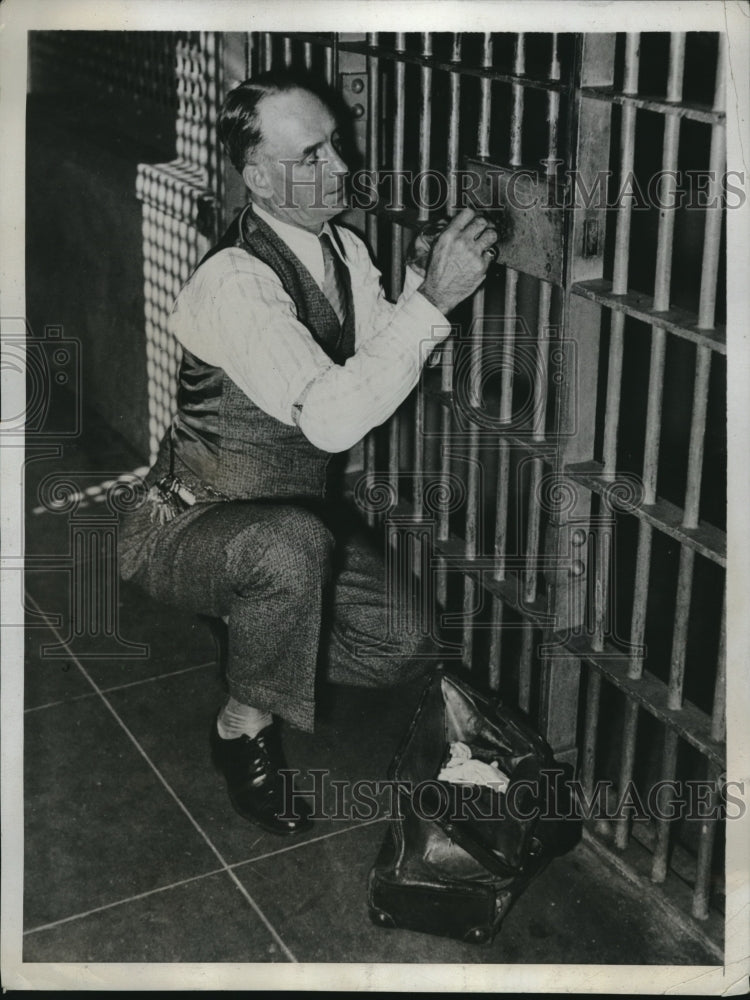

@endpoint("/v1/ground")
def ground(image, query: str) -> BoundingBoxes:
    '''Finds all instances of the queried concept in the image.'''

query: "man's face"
[246,88,349,232]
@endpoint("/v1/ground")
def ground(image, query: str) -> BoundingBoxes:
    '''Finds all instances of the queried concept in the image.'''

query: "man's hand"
[417,208,498,315]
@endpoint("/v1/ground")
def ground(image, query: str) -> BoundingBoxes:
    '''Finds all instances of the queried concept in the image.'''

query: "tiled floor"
[19,412,722,968]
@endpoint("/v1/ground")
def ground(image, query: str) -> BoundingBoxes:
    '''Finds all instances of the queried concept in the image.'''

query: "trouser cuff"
[226,679,316,734]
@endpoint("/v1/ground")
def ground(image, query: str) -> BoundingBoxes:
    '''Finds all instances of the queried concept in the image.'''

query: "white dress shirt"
[168,202,450,454]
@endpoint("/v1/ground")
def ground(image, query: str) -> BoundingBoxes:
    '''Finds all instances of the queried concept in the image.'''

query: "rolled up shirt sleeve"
[168,238,450,455]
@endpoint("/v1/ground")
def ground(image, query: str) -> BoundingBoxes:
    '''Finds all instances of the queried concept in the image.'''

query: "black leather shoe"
[210,718,313,836]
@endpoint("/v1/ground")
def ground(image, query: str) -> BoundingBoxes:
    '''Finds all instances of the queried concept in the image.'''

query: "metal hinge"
[339,71,368,123]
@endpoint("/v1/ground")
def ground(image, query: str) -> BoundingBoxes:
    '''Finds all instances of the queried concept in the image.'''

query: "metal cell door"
[210,30,728,952]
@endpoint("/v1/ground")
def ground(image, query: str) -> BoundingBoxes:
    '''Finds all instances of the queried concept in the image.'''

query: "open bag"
[367,668,581,944]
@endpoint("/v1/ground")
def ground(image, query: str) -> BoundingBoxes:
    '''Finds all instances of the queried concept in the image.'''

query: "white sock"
[217,696,273,740]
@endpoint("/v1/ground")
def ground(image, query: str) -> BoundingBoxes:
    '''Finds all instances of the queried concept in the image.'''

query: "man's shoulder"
[198,245,256,274]
[185,246,279,293]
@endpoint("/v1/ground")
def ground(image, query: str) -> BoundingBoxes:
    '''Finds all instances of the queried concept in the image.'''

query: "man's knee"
[388,627,438,679]
[350,626,437,687]
[227,505,335,593]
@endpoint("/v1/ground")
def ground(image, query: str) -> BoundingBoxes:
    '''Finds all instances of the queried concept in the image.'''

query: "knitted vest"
[153,207,356,502]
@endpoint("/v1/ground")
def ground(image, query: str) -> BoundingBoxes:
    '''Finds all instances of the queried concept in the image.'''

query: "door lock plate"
[464,158,565,284]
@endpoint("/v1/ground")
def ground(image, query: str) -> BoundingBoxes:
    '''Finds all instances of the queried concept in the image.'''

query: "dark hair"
[218,69,333,175]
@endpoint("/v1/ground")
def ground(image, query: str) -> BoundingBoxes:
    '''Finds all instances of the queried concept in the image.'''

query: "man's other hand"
[417,208,498,315]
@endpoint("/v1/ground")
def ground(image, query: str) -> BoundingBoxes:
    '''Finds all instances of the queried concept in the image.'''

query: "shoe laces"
[244,731,279,788]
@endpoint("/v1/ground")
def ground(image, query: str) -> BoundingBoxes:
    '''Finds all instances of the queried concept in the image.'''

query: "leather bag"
[367,669,579,943]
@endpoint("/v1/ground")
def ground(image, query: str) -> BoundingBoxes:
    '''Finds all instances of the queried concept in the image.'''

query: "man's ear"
[242,160,272,198]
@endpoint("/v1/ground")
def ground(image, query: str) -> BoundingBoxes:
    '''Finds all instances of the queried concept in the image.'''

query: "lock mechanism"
[463,157,565,285]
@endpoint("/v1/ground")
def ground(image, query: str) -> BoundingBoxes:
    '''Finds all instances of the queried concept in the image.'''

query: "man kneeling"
[118,70,498,835]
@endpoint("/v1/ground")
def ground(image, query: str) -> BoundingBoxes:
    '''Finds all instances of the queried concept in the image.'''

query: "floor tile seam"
[23,865,228,936]
[24,690,97,715]
[23,658,216,715]
[23,594,297,964]
[227,815,388,871]
[26,818,387,937]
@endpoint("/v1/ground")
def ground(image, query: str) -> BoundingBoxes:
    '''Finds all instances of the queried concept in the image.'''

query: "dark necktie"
[319,232,349,326]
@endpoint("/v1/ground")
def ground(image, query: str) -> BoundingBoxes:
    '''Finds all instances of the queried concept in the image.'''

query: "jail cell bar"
[569,32,727,925]
[364,33,380,526]
[541,33,616,772]
[462,33,494,677]
[516,36,560,709]
[435,33,463,610]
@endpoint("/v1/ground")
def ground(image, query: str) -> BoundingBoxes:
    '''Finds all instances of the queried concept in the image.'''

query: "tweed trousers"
[118,497,435,732]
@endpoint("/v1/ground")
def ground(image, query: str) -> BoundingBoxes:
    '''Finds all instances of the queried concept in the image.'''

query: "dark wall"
[26,79,176,462]
[28,95,148,460]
